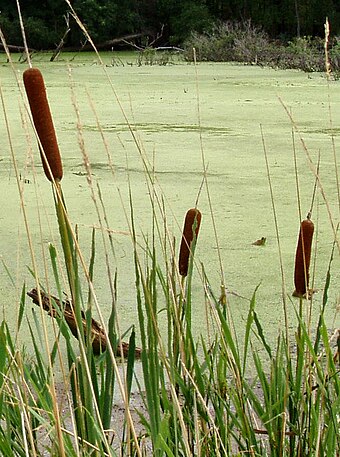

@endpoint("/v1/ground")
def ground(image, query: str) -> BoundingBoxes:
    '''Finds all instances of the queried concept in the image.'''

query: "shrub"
[329,35,340,77]
[184,20,272,63]
[184,20,340,74]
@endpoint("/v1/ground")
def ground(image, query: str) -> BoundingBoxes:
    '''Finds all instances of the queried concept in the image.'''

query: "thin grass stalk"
[261,128,292,454]
[261,125,289,344]
[192,48,227,309]
[315,237,337,356]
[306,156,320,335]
[15,0,31,67]
[8,355,40,456]
[279,97,340,257]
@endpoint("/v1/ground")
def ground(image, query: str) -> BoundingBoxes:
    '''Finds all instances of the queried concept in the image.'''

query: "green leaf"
[253,309,272,358]
[17,284,26,332]
[243,284,260,375]
[126,327,136,401]
[0,322,7,391]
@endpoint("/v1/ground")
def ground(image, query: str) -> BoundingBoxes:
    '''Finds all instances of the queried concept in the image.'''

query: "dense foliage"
[184,21,340,73]
[0,0,339,49]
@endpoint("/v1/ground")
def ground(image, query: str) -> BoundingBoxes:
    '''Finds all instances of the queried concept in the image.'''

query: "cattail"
[293,216,314,297]
[178,208,202,277]
[23,68,63,182]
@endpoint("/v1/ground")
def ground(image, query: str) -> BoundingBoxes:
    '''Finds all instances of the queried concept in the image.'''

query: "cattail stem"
[178,208,202,277]
[293,217,314,298]
[54,184,76,299]
[174,208,202,378]
[23,67,63,182]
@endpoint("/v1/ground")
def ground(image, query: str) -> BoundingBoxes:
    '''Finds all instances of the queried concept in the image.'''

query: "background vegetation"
[0,0,340,50]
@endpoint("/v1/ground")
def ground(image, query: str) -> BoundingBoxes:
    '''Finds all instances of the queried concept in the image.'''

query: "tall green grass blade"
[87,228,96,306]
[243,285,259,375]
[17,284,26,332]
[126,327,136,401]
[0,322,7,393]
[215,303,241,375]
[54,188,76,299]
[253,309,272,358]
[49,243,63,300]
[1,258,15,288]
[156,414,176,457]
[314,243,333,354]
[101,293,116,431]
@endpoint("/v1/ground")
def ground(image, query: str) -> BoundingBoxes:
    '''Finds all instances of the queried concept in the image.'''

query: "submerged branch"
[27,288,141,358]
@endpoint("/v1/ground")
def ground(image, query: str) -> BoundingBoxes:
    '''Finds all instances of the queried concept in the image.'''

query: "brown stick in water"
[27,288,141,358]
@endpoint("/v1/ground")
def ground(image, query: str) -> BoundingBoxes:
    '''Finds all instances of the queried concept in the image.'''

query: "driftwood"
[27,288,141,358]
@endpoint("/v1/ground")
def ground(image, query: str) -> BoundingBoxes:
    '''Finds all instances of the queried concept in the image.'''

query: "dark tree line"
[0,0,339,50]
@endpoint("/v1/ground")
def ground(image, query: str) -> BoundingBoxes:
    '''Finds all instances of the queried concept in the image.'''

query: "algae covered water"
[0,52,339,350]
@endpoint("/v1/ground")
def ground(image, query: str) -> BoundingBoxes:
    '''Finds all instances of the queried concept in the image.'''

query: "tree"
[0,0,339,49]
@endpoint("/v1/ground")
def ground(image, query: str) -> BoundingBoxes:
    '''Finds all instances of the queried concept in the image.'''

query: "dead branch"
[148,24,164,47]
[0,43,35,52]
[27,288,141,358]
[50,13,71,62]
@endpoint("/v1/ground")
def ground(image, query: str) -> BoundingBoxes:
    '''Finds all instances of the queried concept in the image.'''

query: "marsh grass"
[0,6,339,456]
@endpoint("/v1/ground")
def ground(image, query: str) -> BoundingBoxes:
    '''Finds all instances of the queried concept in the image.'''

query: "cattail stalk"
[174,208,202,379]
[23,69,77,304]
[178,208,202,277]
[23,67,63,182]
[293,216,314,297]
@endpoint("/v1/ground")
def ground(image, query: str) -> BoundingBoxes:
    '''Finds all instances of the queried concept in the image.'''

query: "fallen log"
[27,288,141,358]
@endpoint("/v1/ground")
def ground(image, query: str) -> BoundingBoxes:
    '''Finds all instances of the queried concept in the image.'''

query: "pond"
[0,51,339,355]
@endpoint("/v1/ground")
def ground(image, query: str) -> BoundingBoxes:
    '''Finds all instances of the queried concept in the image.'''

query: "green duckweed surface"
[0,52,339,352]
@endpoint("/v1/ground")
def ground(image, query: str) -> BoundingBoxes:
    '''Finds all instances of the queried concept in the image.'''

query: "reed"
[178,208,202,277]
[23,67,63,182]
[293,214,314,298]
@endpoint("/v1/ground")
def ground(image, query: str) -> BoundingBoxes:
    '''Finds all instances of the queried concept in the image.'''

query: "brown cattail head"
[23,68,63,182]
[178,208,202,276]
[293,218,314,297]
